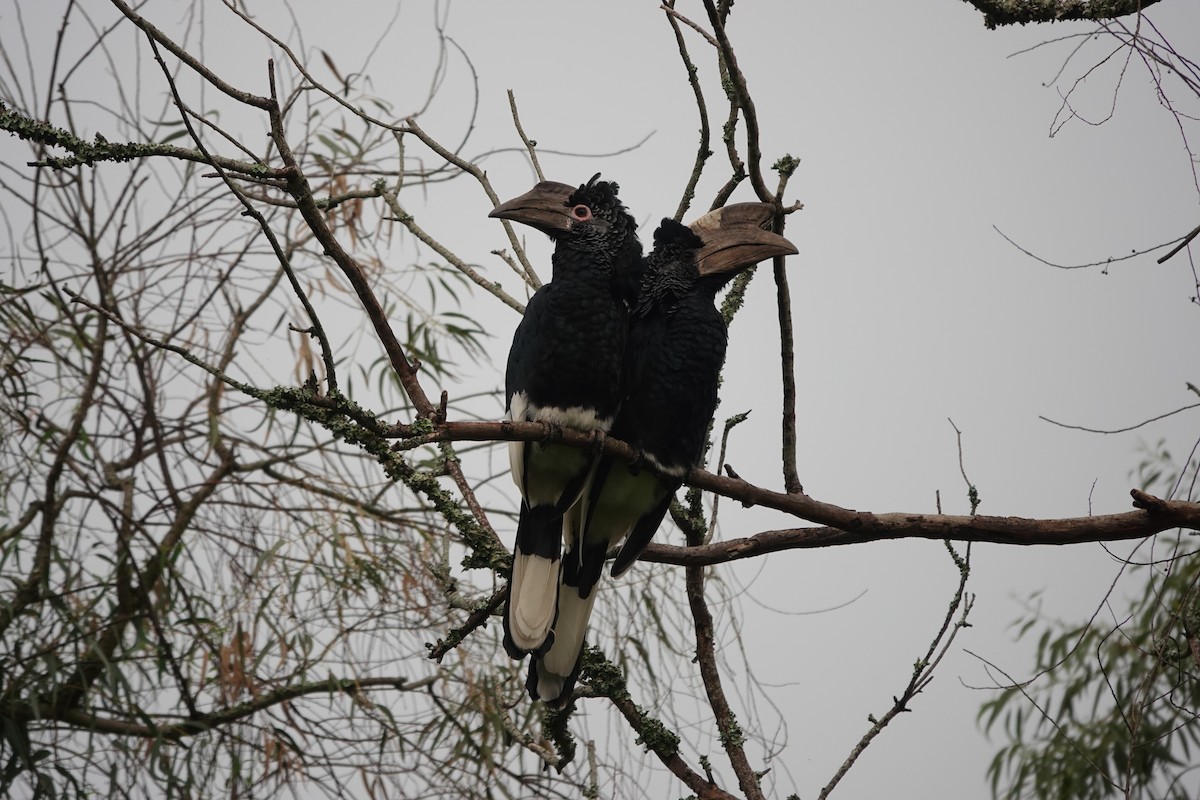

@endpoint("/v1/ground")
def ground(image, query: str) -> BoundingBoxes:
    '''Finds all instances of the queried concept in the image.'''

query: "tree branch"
[641,489,1198,563]
[701,0,771,203]
[581,647,741,800]
[662,2,713,222]
[772,248,803,495]
[266,69,436,417]
[961,0,1165,30]
[820,542,974,798]
[107,0,271,108]
[398,420,1200,552]
[687,561,765,800]
[10,675,433,741]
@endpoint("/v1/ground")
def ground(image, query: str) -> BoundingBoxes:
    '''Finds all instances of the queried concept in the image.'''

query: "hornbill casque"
[527,203,798,706]
[489,175,643,661]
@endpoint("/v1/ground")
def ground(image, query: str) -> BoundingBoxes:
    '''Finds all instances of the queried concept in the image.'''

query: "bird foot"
[540,421,563,443]
[628,449,646,476]
[588,429,608,457]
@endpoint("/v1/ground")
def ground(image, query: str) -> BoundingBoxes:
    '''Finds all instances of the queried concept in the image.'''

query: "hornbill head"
[490,174,637,245]
[689,202,798,281]
[492,174,643,299]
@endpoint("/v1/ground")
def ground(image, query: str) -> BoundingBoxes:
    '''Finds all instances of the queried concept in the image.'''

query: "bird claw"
[588,429,607,456]
[629,449,646,476]
[540,421,563,443]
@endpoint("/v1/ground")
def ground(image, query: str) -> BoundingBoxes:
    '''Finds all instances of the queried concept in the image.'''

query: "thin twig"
[660,4,718,47]
[819,542,973,798]
[404,115,542,288]
[108,0,271,109]
[701,0,771,202]
[1040,401,1200,434]
[380,186,525,312]
[662,3,713,222]
[8,675,433,740]
[966,650,1123,792]
[994,224,1180,271]
[146,41,340,392]
[707,411,749,543]
[948,418,981,515]
[426,587,506,662]
[506,89,544,182]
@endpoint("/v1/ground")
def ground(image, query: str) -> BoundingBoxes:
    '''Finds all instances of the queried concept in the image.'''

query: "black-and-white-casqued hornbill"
[490,175,643,661]
[527,203,798,706]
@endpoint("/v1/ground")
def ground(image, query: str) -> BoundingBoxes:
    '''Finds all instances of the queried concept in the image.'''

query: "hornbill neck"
[695,267,742,297]
[550,236,616,283]
[636,218,704,312]
[637,259,700,314]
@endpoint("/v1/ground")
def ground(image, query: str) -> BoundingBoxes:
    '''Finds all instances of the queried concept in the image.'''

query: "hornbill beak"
[689,202,798,276]
[490,181,579,234]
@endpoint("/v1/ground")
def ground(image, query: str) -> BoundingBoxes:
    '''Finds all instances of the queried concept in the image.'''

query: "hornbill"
[527,204,798,705]
[490,175,643,660]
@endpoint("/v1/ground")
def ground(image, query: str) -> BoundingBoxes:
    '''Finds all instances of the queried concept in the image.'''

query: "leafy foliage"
[981,443,1200,799]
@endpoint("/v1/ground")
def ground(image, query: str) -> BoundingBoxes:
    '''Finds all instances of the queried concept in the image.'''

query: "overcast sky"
[5,1,1200,797]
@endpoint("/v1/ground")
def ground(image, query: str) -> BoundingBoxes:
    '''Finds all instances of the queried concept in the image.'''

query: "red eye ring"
[571,204,592,220]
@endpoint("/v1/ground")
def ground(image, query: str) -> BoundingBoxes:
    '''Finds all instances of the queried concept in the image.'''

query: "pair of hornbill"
[491,175,796,706]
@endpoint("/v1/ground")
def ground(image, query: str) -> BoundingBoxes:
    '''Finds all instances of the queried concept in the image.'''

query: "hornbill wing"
[596,306,685,579]
[608,483,674,578]
[502,285,575,658]
[503,285,546,498]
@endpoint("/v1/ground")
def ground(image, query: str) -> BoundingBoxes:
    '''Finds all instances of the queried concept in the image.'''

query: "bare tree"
[1,2,1197,799]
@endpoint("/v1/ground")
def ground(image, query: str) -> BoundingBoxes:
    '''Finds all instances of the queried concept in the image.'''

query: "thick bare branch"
[687,561,765,800]
[962,0,1165,30]
[400,420,1200,551]
[642,490,1198,564]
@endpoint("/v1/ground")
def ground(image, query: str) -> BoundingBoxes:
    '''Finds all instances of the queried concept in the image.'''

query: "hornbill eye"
[570,204,592,221]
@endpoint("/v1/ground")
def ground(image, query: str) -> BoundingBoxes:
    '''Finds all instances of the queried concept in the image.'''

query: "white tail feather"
[537,583,599,698]
[532,661,567,705]
[508,552,559,652]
